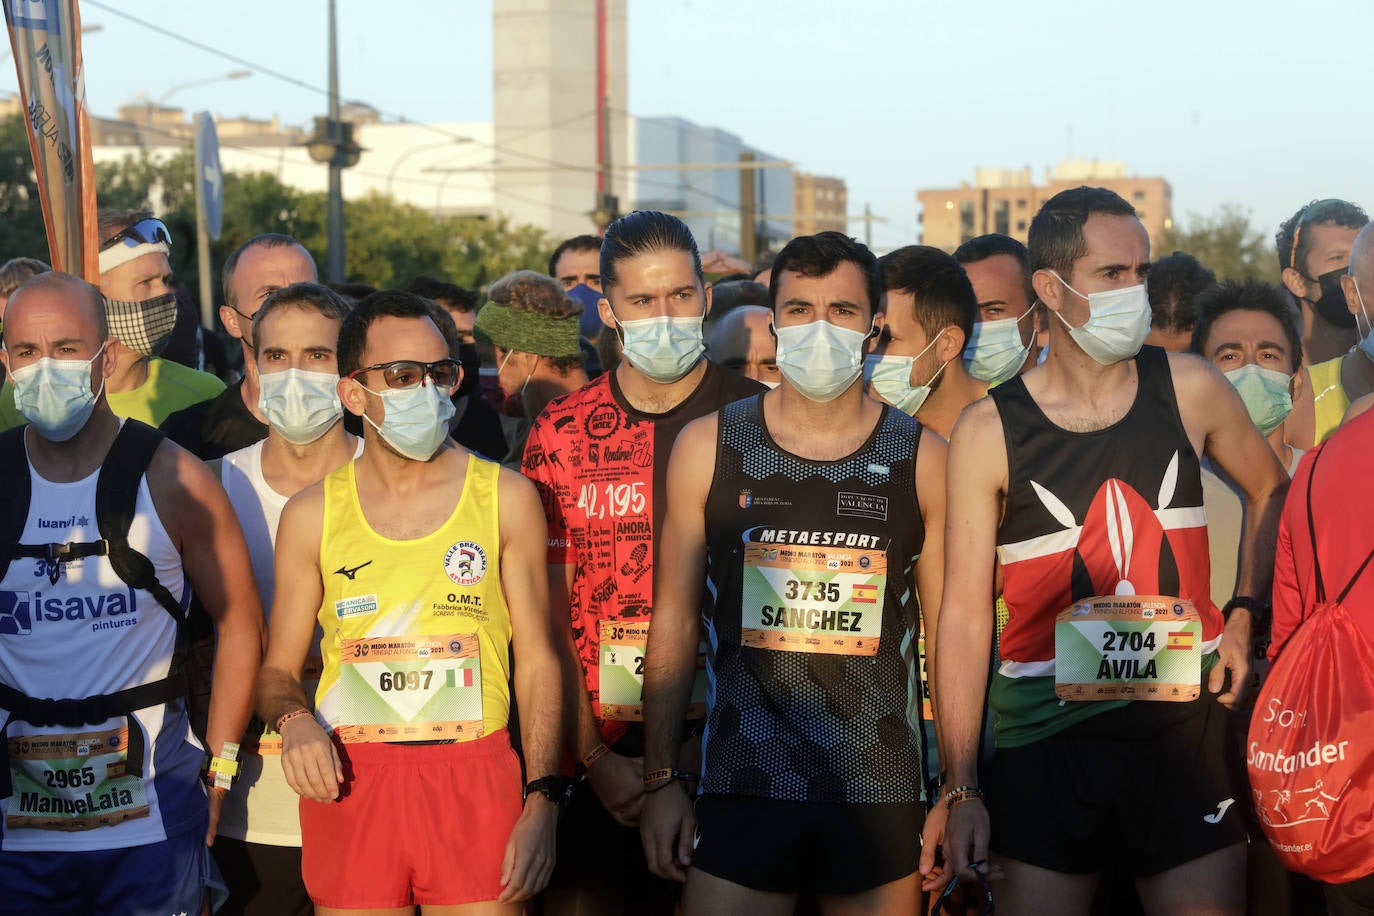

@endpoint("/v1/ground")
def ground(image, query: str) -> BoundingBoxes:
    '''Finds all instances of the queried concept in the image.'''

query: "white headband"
[99,241,170,275]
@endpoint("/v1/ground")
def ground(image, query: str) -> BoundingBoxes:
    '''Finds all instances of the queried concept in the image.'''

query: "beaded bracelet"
[944,785,984,810]
[275,708,312,733]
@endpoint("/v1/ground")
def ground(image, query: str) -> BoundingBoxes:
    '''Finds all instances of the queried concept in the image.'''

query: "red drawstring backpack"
[1247,446,1374,883]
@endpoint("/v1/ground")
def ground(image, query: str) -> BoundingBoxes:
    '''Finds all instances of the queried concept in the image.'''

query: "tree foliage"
[1158,204,1277,283]
[0,115,553,303]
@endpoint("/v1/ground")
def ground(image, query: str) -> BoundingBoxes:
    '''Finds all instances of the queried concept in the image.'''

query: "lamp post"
[157,70,250,107]
[305,0,358,284]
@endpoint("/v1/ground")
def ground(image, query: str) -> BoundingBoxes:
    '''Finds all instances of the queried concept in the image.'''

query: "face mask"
[613,311,705,383]
[455,342,482,399]
[1224,363,1293,435]
[863,329,949,416]
[1308,268,1358,329]
[1051,274,1151,366]
[1349,278,1374,363]
[258,368,343,445]
[104,292,179,357]
[965,306,1034,385]
[496,350,536,418]
[775,319,871,402]
[568,284,605,339]
[358,379,455,461]
[11,345,106,442]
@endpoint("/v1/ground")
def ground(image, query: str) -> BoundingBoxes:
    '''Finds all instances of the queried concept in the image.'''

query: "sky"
[12,0,1373,253]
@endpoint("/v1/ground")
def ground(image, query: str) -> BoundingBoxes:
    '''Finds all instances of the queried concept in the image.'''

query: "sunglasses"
[99,217,173,252]
[347,358,462,390]
[933,870,995,916]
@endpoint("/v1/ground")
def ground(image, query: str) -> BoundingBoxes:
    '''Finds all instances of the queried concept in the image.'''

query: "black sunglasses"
[347,358,462,390]
[933,869,995,915]
[99,217,172,252]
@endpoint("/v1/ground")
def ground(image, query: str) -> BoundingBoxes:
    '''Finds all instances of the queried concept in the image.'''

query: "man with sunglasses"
[257,291,564,911]
[162,234,319,461]
[521,211,762,915]
[0,210,225,433]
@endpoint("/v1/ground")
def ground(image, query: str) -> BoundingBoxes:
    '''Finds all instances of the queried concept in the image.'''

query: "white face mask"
[774,319,871,402]
[258,368,343,446]
[862,328,949,416]
[10,345,106,442]
[358,379,455,461]
[613,310,705,383]
[1050,273,1151,366]
[1351,278,1374,363]
[965,306,1035,385]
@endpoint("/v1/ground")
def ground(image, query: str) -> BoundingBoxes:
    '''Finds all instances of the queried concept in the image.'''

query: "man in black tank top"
[931,187,1290,915]
[639,232,948,913]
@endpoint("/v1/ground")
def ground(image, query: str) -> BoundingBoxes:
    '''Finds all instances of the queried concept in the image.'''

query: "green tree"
[1158,204,1277,283]
[0,114,50,262]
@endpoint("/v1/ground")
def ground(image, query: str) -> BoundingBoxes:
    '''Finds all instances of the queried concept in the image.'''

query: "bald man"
[0,273,263,914]
[705,305,779,386]
[1288,222,1374,446]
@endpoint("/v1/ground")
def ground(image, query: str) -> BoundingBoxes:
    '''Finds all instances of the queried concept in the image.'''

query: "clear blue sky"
[16,0,1373,253]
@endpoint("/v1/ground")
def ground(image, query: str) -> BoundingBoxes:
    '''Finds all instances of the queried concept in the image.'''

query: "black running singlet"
[699,395,926,804]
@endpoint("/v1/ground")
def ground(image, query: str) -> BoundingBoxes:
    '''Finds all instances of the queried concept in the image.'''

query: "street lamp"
[157,70,251,107]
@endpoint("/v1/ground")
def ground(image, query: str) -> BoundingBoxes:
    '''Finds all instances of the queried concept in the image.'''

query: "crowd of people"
[0,188,1369,915]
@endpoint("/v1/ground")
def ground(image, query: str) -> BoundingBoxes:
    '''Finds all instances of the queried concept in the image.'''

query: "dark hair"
[0,257,51,297]
[405,275,479,313]
[600,211,702,291]
[953,233,1035,311]
[222,234,314,309]
[252,282,352,349]
[548,234,603,279]
[337,289,445,376]
[705,279,771,329]
[878,246,977,351]
[329,282,378,303]
[1189,279,1303,372]
[1275,199,1368,275]
[769,231,882,315]
[96,208,153,246]
[486,269,585,374]
[1028,186,1137,277]
[1147,251,1216,335]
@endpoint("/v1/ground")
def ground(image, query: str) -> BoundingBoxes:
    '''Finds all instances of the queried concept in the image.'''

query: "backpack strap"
[0,426,33,584]
[95,420,187,631]
[1305,446,1328,605]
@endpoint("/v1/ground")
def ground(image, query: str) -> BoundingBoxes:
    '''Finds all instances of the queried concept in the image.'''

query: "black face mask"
[453,342,482,399]
[1308,268,1357,329]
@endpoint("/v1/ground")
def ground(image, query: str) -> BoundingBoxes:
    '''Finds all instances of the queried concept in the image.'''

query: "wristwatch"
[524,775,573,807]
[1222,596,1271,631]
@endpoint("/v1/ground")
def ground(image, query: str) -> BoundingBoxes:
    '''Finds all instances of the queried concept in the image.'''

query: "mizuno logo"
[1204,798,1235,824]
[334,560,373,580]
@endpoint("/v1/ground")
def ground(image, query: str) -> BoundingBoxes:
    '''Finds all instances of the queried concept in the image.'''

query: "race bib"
[335,635,483,743]
[597,620,706,721]
[7,726,150,831]
[741,542,885,656]
[248,654,323,755]
[1055,596,1202,702]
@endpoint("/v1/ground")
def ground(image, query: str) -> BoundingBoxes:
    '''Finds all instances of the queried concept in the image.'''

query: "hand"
[205,785,227,846]
[942,798,991,879]
[279,716,343,802]
[919,794,952,893]
[1212,609,1253,708]
[499,796,558,903]
[586,752,645,827]
[640,783,695,881]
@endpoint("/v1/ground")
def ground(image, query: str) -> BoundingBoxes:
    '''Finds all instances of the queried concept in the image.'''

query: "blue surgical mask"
[358,379,455,461]
[567,284,604,338]
[258,368,343,445]
[613,310,705,383]
[1051,273,1151,366]
[1224,364,1293,435]
[863,329,950,416]
[11,345,106,442]
[965,306,1034,385]
[775,319,872,402]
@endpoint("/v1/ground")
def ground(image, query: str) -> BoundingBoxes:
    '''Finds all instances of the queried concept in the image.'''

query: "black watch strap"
[1222,596,1270,627]
[524,775,573,807]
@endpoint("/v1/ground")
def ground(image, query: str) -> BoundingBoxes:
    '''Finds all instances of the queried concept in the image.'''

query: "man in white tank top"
[212,283,359,915]
[0,273,263,914]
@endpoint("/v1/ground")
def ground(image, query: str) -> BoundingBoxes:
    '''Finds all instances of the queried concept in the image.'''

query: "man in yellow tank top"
[1297,224,1374,445]
[257,291,564,914]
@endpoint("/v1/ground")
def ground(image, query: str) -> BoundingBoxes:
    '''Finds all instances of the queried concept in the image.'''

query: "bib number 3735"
[1055,596,1201,702]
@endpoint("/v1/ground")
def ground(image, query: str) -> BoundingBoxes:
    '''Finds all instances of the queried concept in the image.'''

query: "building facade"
[793,172,848,236]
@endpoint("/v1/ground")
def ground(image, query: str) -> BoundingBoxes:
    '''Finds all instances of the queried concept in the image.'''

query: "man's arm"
[495,468,563,903]
[914,428,948,722]
[257,485,342,804]
[1173,354,1289,706]
[928,400,1005,882]
[153,443,265,844]
[640,414,716,882]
